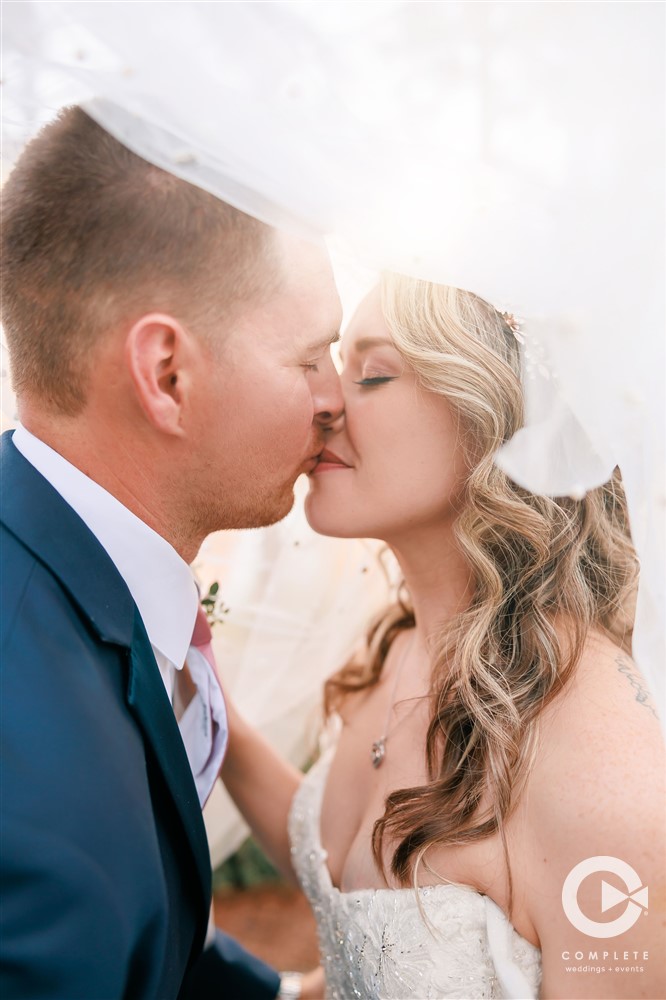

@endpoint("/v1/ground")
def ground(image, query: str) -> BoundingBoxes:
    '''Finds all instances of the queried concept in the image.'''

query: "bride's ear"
[124,312,191,435]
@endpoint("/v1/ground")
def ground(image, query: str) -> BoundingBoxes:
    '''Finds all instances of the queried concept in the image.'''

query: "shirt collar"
[13,426,198,671]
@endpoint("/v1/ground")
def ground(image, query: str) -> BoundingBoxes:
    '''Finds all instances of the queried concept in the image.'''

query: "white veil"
[3,3,664,859]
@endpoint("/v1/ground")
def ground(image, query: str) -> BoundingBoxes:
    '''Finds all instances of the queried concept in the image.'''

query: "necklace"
[370,632,416,769]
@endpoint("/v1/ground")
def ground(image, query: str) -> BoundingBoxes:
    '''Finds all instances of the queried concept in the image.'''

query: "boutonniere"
[200,581,230,629]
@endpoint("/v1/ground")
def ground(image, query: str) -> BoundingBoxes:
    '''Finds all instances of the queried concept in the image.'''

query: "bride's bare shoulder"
[537,631,663,769]
[529,634,666,839]
[518,632,665,990]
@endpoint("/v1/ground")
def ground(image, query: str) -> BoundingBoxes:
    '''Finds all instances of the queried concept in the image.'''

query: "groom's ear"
[124,313,192,435]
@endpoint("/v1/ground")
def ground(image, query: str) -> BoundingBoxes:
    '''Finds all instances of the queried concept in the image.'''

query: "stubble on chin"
[244,487,296,529]
[194,478,297,534]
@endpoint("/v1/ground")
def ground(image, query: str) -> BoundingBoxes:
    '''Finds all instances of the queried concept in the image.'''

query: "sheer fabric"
[2,2,663,736]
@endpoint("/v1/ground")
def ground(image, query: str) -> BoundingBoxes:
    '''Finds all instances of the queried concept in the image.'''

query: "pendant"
[371,739,386,769]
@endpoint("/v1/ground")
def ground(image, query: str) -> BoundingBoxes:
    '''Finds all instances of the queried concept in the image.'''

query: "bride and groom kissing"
[1,107,663,1000]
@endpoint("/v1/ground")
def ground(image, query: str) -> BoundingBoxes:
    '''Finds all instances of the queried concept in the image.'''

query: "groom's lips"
[312,448,352,474]
[302,448,326,473]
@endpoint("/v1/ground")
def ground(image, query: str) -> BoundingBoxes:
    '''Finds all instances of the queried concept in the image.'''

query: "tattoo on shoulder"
[616,655,658,719]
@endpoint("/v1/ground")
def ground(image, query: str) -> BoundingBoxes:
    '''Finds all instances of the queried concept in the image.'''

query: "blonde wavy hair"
[325,274,638,908]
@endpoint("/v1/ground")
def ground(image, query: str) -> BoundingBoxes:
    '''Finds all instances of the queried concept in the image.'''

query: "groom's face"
[193,233,344,530]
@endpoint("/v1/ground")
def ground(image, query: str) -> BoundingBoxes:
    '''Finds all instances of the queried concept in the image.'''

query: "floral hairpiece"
[500,311,525,345]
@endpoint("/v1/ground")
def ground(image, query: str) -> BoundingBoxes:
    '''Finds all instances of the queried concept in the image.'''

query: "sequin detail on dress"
[288,744,542,1000]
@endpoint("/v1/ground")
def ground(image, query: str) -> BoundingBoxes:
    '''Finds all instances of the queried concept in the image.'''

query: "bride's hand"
[298,965,325,1000]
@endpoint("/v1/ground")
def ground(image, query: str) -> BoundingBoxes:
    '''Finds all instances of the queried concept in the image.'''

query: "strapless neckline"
[289,740,542,999]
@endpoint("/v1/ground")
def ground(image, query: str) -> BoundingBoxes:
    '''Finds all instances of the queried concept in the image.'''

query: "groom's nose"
[312,354,345,433]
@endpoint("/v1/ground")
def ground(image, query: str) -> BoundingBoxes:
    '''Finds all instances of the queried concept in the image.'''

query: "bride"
[221,275,664,1000]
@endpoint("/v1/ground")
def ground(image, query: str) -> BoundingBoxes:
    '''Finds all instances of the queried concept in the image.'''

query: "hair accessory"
[500,311,525,345]
[498,311,558,385]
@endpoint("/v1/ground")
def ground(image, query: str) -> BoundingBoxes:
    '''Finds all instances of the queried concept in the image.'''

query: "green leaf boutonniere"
[200,581,230,629]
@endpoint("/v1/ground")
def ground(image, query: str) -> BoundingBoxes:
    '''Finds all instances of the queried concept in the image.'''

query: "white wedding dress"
[289,741,542,1000]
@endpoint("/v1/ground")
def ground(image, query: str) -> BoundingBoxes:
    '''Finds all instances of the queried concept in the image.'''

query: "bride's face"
[305,288,469,542]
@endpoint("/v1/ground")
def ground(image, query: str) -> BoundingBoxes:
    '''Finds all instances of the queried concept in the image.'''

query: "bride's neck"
[390,526,473,644]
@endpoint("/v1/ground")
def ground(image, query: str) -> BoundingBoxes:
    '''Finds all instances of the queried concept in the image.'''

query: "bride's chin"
[304,496,355,539]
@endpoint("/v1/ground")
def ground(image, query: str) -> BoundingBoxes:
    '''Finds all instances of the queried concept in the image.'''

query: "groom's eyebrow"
[306,331,340,354]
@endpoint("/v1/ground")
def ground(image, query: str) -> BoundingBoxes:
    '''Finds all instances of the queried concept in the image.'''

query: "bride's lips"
[311,447,353,475]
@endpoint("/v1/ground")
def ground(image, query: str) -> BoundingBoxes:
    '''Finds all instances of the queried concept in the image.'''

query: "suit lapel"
[1,431,212,915]
[126,609,212,910]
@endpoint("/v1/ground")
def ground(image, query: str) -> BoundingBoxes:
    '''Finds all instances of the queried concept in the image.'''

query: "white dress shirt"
[12,426,227,806]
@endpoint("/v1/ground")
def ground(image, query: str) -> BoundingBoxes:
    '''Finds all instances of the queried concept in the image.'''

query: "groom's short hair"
[1,106,278,415]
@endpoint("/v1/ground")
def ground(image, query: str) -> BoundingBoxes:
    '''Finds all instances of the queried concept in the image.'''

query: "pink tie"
[191,605,219,678]
[179,606,229,807]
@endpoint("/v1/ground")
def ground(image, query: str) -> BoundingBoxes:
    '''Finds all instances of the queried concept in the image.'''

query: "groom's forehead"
[245,261,342,354]
[227,289,340,357]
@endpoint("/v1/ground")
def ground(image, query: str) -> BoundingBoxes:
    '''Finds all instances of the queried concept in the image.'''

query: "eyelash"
[354,376,396,387]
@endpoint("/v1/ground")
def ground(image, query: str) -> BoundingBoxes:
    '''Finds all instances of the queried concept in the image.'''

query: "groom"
[0,107,342,998]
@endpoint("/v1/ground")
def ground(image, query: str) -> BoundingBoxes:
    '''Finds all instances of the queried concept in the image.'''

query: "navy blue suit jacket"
[0,432,280,1000]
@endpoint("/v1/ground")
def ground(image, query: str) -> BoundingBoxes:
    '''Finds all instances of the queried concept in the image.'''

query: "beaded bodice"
[289,745,542,1000]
